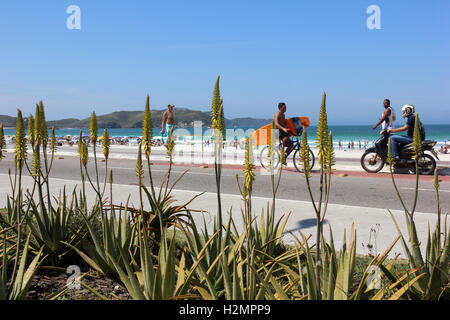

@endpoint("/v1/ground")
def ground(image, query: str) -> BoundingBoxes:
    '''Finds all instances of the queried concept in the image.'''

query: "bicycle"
[259,134,315,173]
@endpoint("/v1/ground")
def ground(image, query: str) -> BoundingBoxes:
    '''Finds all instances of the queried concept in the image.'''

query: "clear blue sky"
[0,0,449,125]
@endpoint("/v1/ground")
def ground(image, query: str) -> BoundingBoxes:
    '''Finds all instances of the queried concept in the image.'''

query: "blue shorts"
[162,124,174,137]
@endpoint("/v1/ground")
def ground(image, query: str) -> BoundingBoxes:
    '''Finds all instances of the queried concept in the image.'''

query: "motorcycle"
[360,130,439,175]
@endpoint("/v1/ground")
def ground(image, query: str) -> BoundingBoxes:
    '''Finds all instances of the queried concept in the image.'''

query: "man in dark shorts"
[273,102,294,164]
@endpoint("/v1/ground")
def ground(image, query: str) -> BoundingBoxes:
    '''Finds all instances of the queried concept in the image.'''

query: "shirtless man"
[273,102,294,164]
[161,104,175,140]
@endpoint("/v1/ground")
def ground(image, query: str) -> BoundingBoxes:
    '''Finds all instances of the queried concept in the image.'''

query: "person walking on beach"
[161,104,175,141]
[338,139,342,150]
[273,102,294,164]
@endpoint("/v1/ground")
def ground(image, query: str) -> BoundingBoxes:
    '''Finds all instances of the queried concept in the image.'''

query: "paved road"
[0,153,448,214]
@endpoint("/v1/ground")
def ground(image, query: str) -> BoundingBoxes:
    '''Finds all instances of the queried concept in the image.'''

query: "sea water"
[4,125,450,146]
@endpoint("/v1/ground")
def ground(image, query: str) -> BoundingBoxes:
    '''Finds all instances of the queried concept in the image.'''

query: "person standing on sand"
[273,102,294,165]
[338,139,342,150]
[161,104,175,141]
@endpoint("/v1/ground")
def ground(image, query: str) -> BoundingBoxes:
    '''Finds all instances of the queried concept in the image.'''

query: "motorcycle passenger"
[372,99,396,131]
[387,104,417,162]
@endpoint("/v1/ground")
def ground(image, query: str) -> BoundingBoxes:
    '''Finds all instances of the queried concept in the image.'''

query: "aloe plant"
[0,232,45,300]
[385,116,449,299]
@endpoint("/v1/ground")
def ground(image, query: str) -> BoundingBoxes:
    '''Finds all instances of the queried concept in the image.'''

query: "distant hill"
[1,108,272,129]
[0,115,18,128]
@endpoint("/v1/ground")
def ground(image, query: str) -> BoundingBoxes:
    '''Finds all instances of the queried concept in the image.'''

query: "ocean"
[3,125,450,146]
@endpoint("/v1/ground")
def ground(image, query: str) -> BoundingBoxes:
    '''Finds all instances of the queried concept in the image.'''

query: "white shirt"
[381,107,396,130]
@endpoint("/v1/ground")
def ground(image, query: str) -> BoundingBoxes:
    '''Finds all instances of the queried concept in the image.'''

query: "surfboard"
[251,116,310,146]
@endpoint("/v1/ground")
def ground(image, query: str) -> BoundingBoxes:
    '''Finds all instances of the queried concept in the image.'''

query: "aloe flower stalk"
[90,112,98,145]
[0,123,6,160]
[387,138,394,168]
[80,140,88,167]
[316,93,329,166]
[50,127,57,153]
[15,109,27,169]
[31,146,41,177]
[102,129,110,160]
[299,129,311,178]
[142,95,156,196]
[243,137,255,198]
[28,114,35,147]
[325,131,335,171]
[211,75,221,127]
[268,121,276,170]
[142,95,153,158]
[219,98,226,142]
[38,101,48,147]
[77,130,83,157]
[210,75,224,249]
[136,143,144,182]
[34,104,41,146]
[166,126,175,159]
[412,113,422,159]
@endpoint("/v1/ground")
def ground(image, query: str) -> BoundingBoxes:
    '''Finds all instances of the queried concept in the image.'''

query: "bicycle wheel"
[259,145,280,170]
[293,148,315,173]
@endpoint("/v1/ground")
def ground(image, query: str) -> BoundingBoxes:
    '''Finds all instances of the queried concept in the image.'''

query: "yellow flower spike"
[325,130,335,171]
[136,143,144,180]
[102,129,110,160]
[316,92,329,166]
[211,75,221,128]
[50,127,57,153]
[80,141,88,167]
[38,101,48,147]
[387,138,394,168]
[78,130,88,167]
[412,113,422,159]
[142,95,153,158]
[31,146,41,176]
[34,104,41,146]
[166,126,175,158]
[433,168,439,192]
[243,137,255,194]
[280,144,286,166]
[90,112,98,145]
[77,130,83,156]
[299,128,311,178]
[28,114,35,147]
[219,98,226,141]
[15,109,27,169]
[268,121,276,168]
[0,123,6,160]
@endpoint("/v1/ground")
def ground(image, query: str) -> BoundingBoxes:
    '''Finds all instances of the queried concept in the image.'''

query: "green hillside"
[1,108,271,129]
[0,115,18,128]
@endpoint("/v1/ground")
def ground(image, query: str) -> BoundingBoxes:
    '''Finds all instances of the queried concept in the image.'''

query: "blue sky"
[0,0,449,125]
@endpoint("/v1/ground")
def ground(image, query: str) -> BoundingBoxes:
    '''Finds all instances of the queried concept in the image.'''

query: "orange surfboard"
[251,117,310,146]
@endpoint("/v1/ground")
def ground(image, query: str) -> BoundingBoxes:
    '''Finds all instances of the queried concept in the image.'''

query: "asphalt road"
[0,153,449,214]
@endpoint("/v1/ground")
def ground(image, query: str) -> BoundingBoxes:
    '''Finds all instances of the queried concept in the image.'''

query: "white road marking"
[401,187,450,193]
[108,166,238,177]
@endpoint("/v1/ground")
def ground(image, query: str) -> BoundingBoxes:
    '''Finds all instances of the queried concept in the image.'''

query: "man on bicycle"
[274,102,294,164]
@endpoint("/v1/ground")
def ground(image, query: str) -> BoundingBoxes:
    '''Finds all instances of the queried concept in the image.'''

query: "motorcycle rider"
[387,104,417,162]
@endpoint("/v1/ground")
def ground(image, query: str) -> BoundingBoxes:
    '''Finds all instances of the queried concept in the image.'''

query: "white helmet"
[401,104,415,118]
